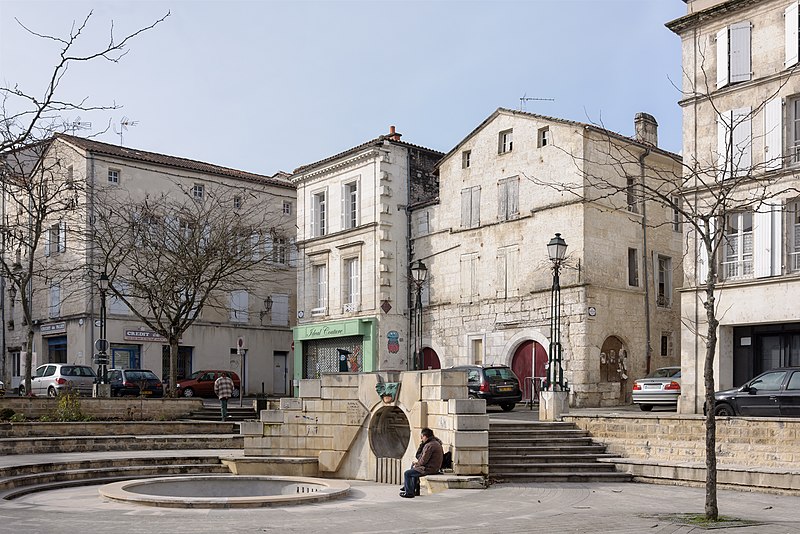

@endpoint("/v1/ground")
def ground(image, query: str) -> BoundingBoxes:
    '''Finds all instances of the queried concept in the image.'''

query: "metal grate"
[376,457,402,484]
[303,336,364,379]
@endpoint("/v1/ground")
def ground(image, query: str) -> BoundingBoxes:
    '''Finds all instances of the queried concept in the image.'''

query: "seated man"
[401,427,443,499]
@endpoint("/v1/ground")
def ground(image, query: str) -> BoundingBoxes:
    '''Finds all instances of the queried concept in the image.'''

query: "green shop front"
[293,317,377,393]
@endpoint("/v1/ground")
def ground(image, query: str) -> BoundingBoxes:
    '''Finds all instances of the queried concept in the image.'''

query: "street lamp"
[410,260,428,371]
[96,272,110,385]
[546,233,568,391]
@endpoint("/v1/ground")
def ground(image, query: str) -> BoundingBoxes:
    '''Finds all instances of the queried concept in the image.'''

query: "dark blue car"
[714,367,800,417]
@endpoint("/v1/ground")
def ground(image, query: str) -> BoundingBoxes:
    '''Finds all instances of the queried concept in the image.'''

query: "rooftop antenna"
[114,116,139,146]
[65,116,92,134]
[519,94,555,111]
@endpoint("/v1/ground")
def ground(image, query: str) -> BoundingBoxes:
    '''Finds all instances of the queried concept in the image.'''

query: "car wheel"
[639,404,653,412]
[182,387,194,398]
[714,403,735,416]
[232,388,240,399]
[47,387,58,398]
[500,402,515,412]
[18,384,26,396]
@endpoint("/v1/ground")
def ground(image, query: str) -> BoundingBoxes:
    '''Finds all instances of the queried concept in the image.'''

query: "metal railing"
[523,376,546,409]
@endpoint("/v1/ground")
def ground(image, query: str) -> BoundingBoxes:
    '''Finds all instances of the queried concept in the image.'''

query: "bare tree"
[0,11,168,394]
[94,184,292,397]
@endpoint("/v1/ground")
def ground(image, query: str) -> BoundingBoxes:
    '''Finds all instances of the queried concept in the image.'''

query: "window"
[49,283,60,317]
[462,150,471,168]
[312,264,328,313]
[471,337,484,365]
[283,200,292,215]
[498,177,519,221]
[233,196,242,209]
[271,293,289,326]
[460,186,481,228]
[672,196,681,232]
[417,210,430,235]
[343,181,359,229]
[343,257,360,310]
[717,107,752,179]
[538,126,550,148]
[789,97,800,165]
[311,191,327,237]
[230,290,249,322]
[460,253,479,301]
[496,246,519,299]
[66,165,74,188]
[786,2,799,68]
[192,184,204,200]
[498,129,513,154]
[273,236,287,265]
[628,248,639,287]
[11,351,20,377]
[109,280,130,315]
[656,255,672,307]
[108,169,119,184]
[44,221,66,256]
[660,334,669,357]
[723,212,753,279]
[626,177,639,213]
[791,200,800,272]
[716,21,751,88]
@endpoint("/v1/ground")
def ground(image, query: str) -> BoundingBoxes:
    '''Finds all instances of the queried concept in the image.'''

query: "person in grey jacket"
[400,427,443,498]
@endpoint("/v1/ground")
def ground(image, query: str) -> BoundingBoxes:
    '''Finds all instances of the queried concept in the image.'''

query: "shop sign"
[305,325,346,338]
[124,330,168,342]
[41,322,66,336]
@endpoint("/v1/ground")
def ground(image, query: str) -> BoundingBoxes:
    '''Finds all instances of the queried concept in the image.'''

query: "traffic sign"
[95,338,109,352]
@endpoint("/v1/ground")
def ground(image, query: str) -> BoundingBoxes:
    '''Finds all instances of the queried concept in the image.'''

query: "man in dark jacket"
[401,427,443,498]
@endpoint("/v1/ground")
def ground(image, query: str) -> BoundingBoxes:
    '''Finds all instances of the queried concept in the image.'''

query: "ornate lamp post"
[546,233,568,392]
[410,260,428,371]
[97,272,110,385]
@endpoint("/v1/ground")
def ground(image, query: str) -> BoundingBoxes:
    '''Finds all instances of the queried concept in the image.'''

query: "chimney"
[634,113,658,147]
[388,125,402,141]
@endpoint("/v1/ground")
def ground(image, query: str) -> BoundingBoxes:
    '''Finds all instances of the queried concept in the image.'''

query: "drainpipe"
[88,153,96,367]
[639,147,652,375]
[405,148,414,371]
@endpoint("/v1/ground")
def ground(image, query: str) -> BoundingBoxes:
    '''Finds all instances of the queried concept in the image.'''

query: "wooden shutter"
[717,112,730,180]
[716,27,729,88]
[58,221,66,252]
[289,237,298,267]
[697,218,715,285]
[729,22,751,83]
[461,189,471,227]
[508,178,519,217]
[251,233,261,260]
[310,194,317,236]
[496,251,507,298]
[732,107,752,175]
[764,98,784,171]
[471,187,481,226]
[786,2,799,67]
[754,205,774,278]
[498,181,508,220]
[44,225,51,256]
[271,294,289,326]
[264,234,273,263]
[460,256,470,299]
[349,258,360,304]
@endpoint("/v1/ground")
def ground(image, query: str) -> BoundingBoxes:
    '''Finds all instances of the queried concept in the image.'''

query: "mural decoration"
[375,380,401,404]
[387,330,400,353]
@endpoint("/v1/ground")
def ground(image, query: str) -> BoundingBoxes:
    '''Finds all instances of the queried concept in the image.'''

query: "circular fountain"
[99,475,350,508]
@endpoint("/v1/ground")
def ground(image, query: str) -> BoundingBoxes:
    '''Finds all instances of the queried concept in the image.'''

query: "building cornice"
[291,147,384,185]
[666,0,764,35]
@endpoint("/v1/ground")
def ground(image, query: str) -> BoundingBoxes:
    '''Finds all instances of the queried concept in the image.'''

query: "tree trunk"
[703,283,719,520]
[24,327,34,395]
[169,338,179,398]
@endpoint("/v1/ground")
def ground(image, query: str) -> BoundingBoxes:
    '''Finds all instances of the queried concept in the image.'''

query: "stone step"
[182,407,257,422]
[489,429,590,439]
[0,455,223,479]
[489,445,608,455]
[489,422,577,430]
[489,437,596,446]
[0,434,243,456]
[0,421,238,438]
[490,472,633,483]
[490,462,619,473]
[489,453,618,463]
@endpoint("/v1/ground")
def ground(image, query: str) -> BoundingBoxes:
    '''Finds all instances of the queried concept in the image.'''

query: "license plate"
[142,391,152,395]
[644,384,661,389]
[498,386,513,392]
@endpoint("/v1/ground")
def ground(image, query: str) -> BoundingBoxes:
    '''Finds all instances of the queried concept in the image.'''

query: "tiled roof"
[292,133,444,176]
[55,134,294,189]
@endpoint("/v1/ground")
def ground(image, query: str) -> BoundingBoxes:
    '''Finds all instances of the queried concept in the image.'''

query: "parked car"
[713,367,800,417]
[0,378,5,396]
[451,364,522,411]
[175,370,240,398]
[632,366,681,411]
[18,363,97,397]
[108,369,164,397]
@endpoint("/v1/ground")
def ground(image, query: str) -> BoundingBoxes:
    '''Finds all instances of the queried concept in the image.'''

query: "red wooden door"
[422,348,440,370]
[511,341,547,402]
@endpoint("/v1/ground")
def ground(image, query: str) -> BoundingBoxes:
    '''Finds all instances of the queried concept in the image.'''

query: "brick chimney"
[388,125,402,141]
[634,113,658,147]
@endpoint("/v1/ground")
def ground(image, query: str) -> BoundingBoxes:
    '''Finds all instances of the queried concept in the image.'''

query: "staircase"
[182,404,257,422]
[489,421,632,483]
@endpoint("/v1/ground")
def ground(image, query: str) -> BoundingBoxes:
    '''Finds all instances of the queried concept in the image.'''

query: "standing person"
[214,373,235,421]
[400,427,443,499]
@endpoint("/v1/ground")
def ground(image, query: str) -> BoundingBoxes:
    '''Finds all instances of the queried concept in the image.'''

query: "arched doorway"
[511,340,547,403]
[422,347,440,370]
[600,335,629,404]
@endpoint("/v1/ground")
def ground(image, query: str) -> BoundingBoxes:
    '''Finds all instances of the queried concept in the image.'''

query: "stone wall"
[565,414,800,468]
[0,397,203,421]
[240,369,489,481]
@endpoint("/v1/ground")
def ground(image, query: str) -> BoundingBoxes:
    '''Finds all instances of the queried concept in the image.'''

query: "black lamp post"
[97,272,110,385]
[410,260,428,371]
[546,234,568,391]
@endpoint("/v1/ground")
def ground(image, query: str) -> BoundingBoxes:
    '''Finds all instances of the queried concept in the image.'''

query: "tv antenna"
[65,116,92,134]
[114,116,139,146]
[519,94,555,111]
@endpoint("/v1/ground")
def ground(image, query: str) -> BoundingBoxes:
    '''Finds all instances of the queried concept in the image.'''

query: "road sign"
[94,353,109,365]
[95,338,109,353]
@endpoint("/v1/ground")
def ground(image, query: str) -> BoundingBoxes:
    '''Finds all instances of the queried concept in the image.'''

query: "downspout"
[1,169,6,388]
[406,149,413,371]
[639,147,652,375]
[88,152,96,367]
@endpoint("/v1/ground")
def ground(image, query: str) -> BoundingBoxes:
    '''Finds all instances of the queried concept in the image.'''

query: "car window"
[786,372,800,391]
[34,366,46,378]
[467,370,479,383]
[43,365,56,377]
[749,371,786,391]
[649,368,680,379]
[187,371,201,380]
[82,367,97,377]
[200,372,214,381]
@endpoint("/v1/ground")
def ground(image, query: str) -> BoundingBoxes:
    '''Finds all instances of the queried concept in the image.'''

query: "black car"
[713,367,800,417]
[451,364,523,411]
[108,369,164,398]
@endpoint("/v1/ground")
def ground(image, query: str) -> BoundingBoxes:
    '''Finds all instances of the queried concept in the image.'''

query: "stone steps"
[490,472,634,483]
[0,434,243,456]
[182,406,257,422]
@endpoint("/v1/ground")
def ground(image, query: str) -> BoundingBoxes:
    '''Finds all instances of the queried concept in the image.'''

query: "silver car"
[19,364,97,397]
[632,366,681,411]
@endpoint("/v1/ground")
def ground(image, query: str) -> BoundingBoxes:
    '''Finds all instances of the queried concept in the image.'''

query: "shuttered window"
[109,280,130,315]
[786,2,799,68]
[753,202,783,278]
[460,253,479,301]
[461,186,481,228]
[230,290,249,322]
[723,212,754,280]
[764,97,783,171]
[313,264,327,311]
[49,283,61,317]
[496,246,519,298]
[498,177,519,221]
[716,21,751,89]
[271,293,289,326]
[717,107,752,179]
[311,190,327,237]
[343,257,360,308]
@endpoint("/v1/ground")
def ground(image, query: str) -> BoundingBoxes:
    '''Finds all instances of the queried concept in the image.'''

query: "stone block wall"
[0,397,203,421]
[565,414,800,468]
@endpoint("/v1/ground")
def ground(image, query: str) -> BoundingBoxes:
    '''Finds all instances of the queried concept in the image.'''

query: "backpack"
[441,451,453,470]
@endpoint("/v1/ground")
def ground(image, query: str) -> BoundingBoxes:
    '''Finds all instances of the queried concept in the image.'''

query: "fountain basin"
[99,475,350,508]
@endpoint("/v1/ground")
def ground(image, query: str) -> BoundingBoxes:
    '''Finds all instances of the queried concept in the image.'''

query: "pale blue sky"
[1,0,686,176]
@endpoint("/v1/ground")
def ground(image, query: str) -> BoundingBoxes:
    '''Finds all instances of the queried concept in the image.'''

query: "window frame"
[192,184,205,201]
[498,176,520,221]
[460,186,481,228]
[498,129,513,154]
[342,180,359,230]
[723,211,754,280]
[312,263,328,313]
[628,248,639,287]
[311,190,327,237]
[108,168,120,185]
[656,255,673,307]
[537,126,550,148]
[283,200,292,215]
[462,150,471,168]
[342,256,360,310]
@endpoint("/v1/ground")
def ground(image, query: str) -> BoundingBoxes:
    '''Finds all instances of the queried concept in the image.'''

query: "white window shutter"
[471,187,481,226]
[289,238,298,267]
[251,233,261,260]
[470,256,478,297]
[508,248,519,294]
[498,182,507,220]
[496,252,507,298]
[732,107,752,175]
[341,184,346,230]
[461,190,471,227]
[764,98,783,171]
[271,294,289,326]
[44,225,51,256]
[753,205,774,278]
[716,27,729,88]
[786,2,799,67]
[310,195,317,237]
[697,218,715,285]
[264,234,273,262]
[58,221,66,252]
[771,202,783,276]
[729,22,751,83]
[421,276,430,306]
[460,257,470,298]
[717,112,730,180]
[509,179,519,216]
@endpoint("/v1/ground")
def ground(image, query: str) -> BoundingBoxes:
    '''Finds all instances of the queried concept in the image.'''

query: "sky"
[0,0,687,177]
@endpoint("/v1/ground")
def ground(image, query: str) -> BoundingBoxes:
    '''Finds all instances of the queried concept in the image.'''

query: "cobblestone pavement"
[1,479,798,533]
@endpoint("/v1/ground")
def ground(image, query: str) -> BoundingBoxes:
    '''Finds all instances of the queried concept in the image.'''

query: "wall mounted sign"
[41,322,66,336]
[124,330,168,342]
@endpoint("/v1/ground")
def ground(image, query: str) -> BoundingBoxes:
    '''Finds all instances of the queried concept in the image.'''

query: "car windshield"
[62,366,96,377]
[127,371,158,381]
[484,367,517,381]
[647,368,680,379]
[187,371,202,380]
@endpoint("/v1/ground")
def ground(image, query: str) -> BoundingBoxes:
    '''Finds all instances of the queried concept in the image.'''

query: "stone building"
[1,134,296,396]
[411,108,684,407]
[289,128,442,391]
[668,0,800,412]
